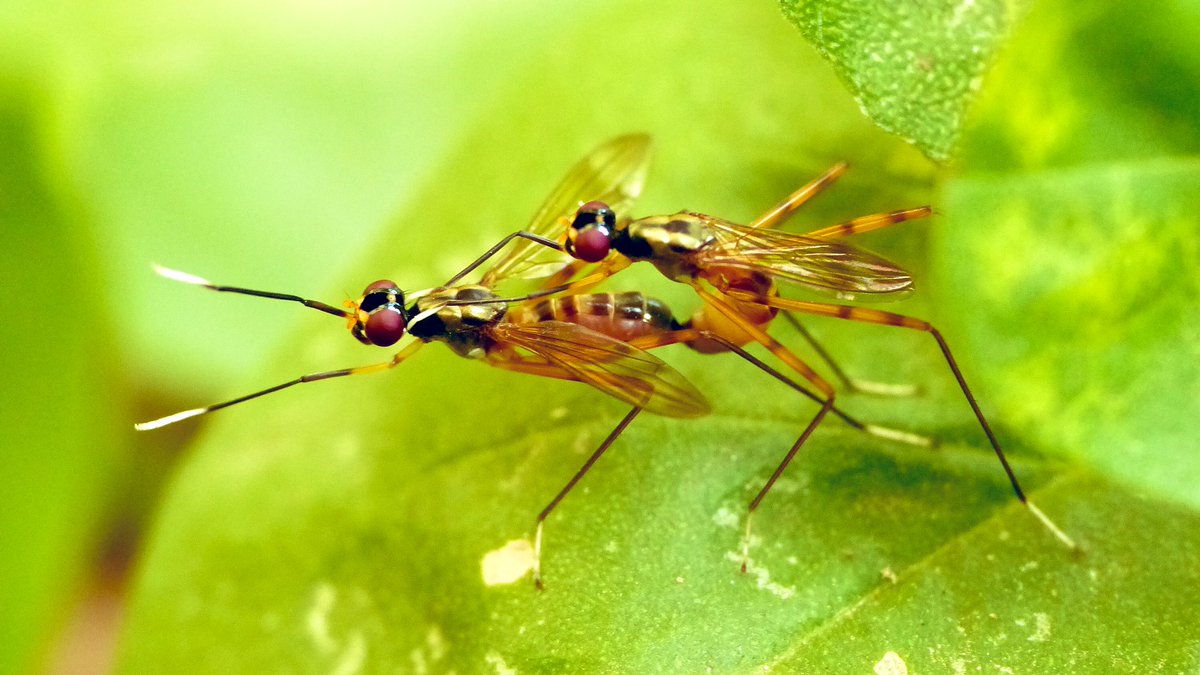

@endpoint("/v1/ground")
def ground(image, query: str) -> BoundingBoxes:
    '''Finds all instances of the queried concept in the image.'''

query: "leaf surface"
[778,0,1029,161]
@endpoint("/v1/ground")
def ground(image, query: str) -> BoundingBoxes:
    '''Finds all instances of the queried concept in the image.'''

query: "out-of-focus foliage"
[0,82,124,674]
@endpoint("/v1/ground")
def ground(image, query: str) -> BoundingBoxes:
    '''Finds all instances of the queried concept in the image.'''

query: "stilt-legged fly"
[136,136,928,586]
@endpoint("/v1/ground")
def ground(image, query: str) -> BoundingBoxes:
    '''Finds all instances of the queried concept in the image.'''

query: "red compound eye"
[578,200,610,214]
[364,307,405,346]
[572,227,612,262]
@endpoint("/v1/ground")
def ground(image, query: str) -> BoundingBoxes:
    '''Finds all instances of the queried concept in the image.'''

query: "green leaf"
[115,0,1198,671]
[778,0,1029,162]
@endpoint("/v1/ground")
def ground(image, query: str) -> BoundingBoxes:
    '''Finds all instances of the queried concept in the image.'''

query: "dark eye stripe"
[359,290,393,313]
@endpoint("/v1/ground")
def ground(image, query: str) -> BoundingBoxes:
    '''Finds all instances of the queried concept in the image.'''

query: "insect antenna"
[135,342,425,431]
[135,367,355,430]
[152,264,352,319]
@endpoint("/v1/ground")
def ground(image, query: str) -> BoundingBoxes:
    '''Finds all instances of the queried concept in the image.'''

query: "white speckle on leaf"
[727,552,795,600]
[332,634,366,675]
[426,625,447,661]
[549,406,568,420]
[947,0,976,30]
[305,583,366,675]
[604,540,618,554]
[307,583,337,655]
[572,429,593,454]
[874,651,908,675]
[334,433,362,463]
[410,625,448,674]
[1020,560,1039,572]
[675,576,685,584]
[486,650,518,675]
[712,506,740,529]
[1028,612,1051,642]
[482,539,535,586]
[410,648,427,675]
[951,658,966,675]
[881,566,898,584]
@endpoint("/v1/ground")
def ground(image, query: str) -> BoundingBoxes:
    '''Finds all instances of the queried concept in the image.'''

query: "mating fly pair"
[138,135,1077,586]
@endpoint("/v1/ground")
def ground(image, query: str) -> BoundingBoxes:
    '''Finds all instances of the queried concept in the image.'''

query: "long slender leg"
[625,328,930,447]
[684,283,843,566]
[780,312,918,397]
[750,162,848,230]
[802,206,932,241]
[486,354,649,589]
[532,406,642,589]
[717,287,1079,550]
[628,325,932,566]
[135,341,425,430]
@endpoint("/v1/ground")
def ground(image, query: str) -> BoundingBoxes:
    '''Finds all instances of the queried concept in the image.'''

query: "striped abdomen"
[514,292,678,341]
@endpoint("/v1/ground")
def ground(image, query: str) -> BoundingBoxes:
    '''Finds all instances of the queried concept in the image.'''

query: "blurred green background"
[1,0,1196,672]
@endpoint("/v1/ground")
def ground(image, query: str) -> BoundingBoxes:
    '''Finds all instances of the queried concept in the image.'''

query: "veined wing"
[493,320,709,419]
[481,134,652,286]
[692,213,914,297]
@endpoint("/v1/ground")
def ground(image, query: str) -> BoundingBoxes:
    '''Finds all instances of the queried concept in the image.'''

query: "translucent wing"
[690,213,914,298]
[493,321,709,419]
[481,134,652,286]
